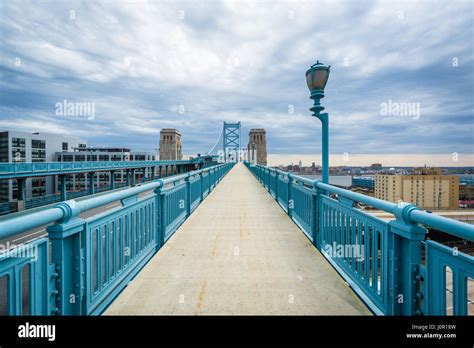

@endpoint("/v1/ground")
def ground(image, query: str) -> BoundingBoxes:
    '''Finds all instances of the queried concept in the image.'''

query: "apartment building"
[375,167,459,210]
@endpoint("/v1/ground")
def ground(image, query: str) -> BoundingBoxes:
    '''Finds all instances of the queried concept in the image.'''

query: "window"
[31,139,46,149]
[62,142,68,151]
[31,149,46,162]
[0,133,8,162]
[11,137,26,162]
[31,139,46,162]
[12,137,25,148]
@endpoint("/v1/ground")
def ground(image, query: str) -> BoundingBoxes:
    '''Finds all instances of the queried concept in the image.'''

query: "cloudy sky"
[0,0,473,166]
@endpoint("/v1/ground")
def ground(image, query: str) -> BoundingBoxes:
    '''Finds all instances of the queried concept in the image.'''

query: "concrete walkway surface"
[105,163,371,315]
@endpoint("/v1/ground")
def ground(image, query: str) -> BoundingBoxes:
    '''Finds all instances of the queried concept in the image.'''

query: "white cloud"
[0,0,472,159]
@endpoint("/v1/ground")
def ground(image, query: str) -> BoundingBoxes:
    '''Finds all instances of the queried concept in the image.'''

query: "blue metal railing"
[0,162,233,315]
[24,185,126,210]
[245,162,474,316]
[0,202,16,216]
[0,158,207,179]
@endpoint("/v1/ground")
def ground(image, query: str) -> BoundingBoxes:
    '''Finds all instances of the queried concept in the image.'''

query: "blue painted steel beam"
[223,122,241,162]
[0,159,205,180]
[59,175,67,201]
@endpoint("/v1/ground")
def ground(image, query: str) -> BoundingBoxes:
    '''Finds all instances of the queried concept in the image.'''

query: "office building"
[55,147,156,192]
[0,130,86,202]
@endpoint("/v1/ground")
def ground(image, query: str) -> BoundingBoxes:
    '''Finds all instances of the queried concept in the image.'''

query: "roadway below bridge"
[0,187,156,250]
[105,163,371,315]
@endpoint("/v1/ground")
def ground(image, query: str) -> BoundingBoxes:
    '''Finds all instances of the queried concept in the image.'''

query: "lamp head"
[305,60,331,93]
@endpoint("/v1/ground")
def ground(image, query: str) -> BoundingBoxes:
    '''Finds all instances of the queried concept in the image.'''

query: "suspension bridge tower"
[223,122,241,162]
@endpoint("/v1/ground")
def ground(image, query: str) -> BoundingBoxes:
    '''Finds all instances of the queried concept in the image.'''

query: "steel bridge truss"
[223,122,241,162]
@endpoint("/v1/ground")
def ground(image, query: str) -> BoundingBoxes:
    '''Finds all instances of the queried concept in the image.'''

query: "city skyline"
[269,153,474,167]
[0,0,473,160]
[2,127,473,167]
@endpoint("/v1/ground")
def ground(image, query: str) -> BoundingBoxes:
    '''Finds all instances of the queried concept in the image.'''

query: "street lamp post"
[306,60,331,184]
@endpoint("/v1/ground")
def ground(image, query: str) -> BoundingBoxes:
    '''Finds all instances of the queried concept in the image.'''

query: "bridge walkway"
[105,163,371,315]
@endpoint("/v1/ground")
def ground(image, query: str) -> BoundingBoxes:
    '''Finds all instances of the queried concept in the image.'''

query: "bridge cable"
[205,127,223,155]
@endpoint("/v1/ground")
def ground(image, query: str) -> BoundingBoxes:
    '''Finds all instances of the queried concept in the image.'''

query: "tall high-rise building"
[0,130,86,202]
[375,167,459,210]
[247,129,267,165]
[159,129,182,160]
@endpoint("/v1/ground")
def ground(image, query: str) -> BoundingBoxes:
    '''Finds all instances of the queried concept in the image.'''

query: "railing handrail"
[0,163,229,240]
[0,159,197,166]
[0,159,205,176]
[249,162,474,241]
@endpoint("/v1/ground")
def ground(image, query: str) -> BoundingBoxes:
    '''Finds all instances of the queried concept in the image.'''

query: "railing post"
[88,172,95,195]
[388,203,427,315]
[110,170,115,190]
[275,172,279,202]
[46,201,84,315]
[130,169,136,186]
[16,178,26,211]
[287,174,293,219]
[267,169,271,191]
[185,174,191,217]
[59,174,67,201]
[154,181,166,250]
[262,167,266,187]
[200,171,204,202]
[311,182,321,249]
[208,169,212,191]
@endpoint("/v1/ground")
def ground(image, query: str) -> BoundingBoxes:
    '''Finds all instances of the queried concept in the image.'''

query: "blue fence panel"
[190,176,202,212]
[422,240,474,315]
[290,183,314,240]
[162,183,187,242]
[202,172,210,198]
[84,196,156,315]
[320,195,389,314]
[276,175,289,212]
[0,238,56,315]
[268,171,277,198]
